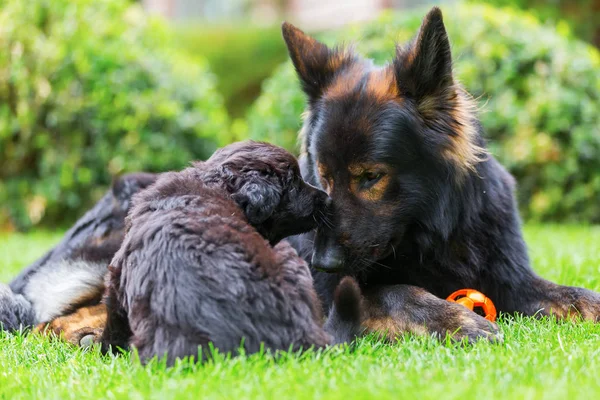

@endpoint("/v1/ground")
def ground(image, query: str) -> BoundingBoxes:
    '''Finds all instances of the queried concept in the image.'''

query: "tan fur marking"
[327,49,353,72]
[350,175,390,202]
[316,161,333,195]
[366,67,398,101]
[35,304,107,345]
[540,301,589,322]
[362,317,400,341]
[347,163,391,202]
[419,86,488,176]
[324,63,364,100]
[363,315,429,341]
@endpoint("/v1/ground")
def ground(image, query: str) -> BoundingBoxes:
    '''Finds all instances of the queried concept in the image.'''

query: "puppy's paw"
[35,304,106,346]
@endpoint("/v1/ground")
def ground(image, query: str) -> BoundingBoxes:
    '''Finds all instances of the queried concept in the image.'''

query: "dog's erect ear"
[393,7,453,100]
[231,177,281,225]
[281,22,355,102]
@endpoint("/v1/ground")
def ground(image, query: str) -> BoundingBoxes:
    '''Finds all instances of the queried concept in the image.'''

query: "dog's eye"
[360,172,384,189]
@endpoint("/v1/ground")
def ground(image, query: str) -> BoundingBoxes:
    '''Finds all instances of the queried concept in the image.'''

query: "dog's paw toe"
[440,302,502,344]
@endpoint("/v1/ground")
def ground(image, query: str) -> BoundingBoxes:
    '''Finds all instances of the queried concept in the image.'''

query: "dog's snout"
[311,245,344,272]
[312,225,345,273]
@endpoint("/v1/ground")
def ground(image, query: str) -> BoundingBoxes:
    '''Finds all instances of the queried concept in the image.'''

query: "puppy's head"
[209,141,329,244]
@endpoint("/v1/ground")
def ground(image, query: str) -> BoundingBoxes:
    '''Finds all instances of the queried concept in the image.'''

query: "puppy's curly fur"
[101,141,346,365]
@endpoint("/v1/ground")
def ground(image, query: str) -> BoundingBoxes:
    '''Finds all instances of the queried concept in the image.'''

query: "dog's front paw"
[435,300,502,344]
[35,304,106,346]
[361,285,502,344]
[538,286,600,322]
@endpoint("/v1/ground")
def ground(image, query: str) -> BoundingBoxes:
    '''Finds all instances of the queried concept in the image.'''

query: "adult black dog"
[1,173,157,337]
[101,141,354,364]
[281,7,600,339]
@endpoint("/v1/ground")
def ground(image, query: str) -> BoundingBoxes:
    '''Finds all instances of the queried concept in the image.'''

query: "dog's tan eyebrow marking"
[347,163,387,176]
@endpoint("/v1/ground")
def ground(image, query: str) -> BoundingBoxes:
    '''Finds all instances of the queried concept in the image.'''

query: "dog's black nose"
[312,245,344,273]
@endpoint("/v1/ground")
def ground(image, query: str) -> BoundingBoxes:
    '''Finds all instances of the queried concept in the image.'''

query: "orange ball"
[446,289,497,322]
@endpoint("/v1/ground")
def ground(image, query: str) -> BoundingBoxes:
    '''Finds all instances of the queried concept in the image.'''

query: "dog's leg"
[100,266,131,354]
[471,240,600,322]
[495,276,600,322]
[361,284,502,343]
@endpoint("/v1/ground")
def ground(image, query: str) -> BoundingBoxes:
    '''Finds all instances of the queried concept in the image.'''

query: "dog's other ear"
[393,7,453,100]
[281,22,355,102]
[231,177,281,225]
[111,172,157,201]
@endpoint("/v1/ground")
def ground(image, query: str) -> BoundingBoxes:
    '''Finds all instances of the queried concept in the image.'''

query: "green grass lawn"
[1,225,599,400]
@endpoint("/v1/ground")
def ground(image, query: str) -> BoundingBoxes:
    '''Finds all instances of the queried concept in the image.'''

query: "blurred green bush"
[246,4,600,223]
[173,24,287,118]
[0,0,229,230]
[470,0,600,48]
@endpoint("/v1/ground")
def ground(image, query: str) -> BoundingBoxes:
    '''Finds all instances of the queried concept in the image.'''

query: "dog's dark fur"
[282,7,600,341]
[325,276,500,344]
[100,141,357,365]
[1,173,157,332]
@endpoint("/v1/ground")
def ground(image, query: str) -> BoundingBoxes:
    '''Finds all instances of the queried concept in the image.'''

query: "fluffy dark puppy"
[101,141,349,365]
[1,173,156,336]
[282,7,600,341]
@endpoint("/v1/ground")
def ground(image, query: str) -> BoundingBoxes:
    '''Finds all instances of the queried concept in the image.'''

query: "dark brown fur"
[100,141,346,365]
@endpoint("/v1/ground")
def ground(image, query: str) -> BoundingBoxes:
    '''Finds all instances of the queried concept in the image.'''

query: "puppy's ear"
[282,22,356,102]
[231,177,281,225]
[393,7,453,100]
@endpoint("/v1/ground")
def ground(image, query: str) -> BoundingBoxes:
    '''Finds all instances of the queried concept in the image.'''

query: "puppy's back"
[115,179,328,364]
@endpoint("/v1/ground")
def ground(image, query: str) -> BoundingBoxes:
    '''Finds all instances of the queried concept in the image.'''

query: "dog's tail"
[324,276,364,344]
[0,283,36,332]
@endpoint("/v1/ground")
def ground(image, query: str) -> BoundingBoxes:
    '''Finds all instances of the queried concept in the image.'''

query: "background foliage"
[0,0,229,230]
[174,24,287,118]
[1,1,598,229]
[246,3,600,223]
[471,0,600,48]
